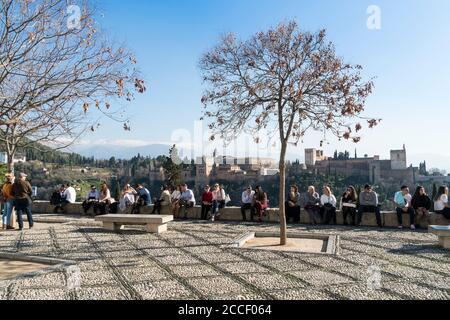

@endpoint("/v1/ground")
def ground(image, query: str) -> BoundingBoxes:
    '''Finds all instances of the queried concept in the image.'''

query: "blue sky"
[73,0,450,171]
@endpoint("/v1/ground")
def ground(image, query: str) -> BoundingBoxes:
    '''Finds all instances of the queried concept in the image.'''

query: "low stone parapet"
[30,201,449,228]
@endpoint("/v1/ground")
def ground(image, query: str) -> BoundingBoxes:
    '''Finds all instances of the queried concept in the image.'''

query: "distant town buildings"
[196,156,278,183]
[0,152,27,166]
[114,146,432,187]
[300,145,419,185]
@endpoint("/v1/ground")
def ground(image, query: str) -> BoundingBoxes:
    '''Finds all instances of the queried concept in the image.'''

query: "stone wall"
[30,201,449,228]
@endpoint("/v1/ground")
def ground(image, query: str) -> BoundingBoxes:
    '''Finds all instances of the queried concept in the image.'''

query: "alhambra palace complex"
[189,145,424,185]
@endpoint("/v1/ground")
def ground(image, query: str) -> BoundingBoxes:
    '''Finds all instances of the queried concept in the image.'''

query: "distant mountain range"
[70,143,174,160]
[66,142,450,172]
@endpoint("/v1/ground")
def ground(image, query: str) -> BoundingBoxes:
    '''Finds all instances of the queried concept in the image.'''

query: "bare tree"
[0,0,146,172]
[200,21,379,245]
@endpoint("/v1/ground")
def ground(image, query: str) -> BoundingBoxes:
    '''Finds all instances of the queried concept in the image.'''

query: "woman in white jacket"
[320,186,337,225]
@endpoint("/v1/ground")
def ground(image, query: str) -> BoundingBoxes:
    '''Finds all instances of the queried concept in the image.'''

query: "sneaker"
[410,225,416,231]
[398,226,403,230]
[211,215,215,222]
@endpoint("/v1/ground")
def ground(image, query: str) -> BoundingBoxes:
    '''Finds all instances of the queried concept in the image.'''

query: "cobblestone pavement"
[0,215,448,300]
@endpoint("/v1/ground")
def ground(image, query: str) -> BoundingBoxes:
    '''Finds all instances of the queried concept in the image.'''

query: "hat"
[19,172,27,178]
[5,173,14,178]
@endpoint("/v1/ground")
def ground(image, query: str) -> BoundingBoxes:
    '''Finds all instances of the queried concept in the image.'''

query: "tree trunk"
[6,151,14,173]
[279,142,288,245]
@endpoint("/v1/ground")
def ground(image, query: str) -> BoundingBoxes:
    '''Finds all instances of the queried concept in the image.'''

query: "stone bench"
[31,201,450,228]
[95,214,173,234]
[429,225,450,249]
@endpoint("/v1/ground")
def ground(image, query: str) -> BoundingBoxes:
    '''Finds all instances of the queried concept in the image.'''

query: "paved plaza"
[0,215,448,300]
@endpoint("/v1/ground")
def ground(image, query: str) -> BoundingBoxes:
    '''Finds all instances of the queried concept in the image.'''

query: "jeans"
[179,200,194,219]
[241,203,254,221]
[285,203,301,223]
[396,207,415,226]
[436,208,450,220]
[305,205,322,224]
[201,204,212,220]
[358,205,382,227]
[15,198,33,230]
[321,206,337,225]
[2,200,14,226]
[342,207,357,226]
[212,200,225,216]
[82,200,98,215]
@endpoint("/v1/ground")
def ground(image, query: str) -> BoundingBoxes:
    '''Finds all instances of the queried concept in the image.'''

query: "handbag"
[225,194,231,205]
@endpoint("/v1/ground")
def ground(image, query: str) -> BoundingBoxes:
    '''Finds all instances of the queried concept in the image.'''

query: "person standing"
[411,186,432,228]
[341,186,358,226]
[12,173,33,231]
[394,186,415,230]
[241,186,255,221]
[1,173,16,230]
[434,186,450,220]
[200,185,213,220]
[304,186,321,225]
[286,185,301,224]
[253,186,268,223]
[320,186,337,225]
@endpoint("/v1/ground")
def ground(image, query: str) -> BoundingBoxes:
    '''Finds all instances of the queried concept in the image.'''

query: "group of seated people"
[393,185,450,230]
[51,180,450,229]
[169,184,197,219]
[118,184,152,214]
[51,183,77,213]
[81,183,118,215]
[52,182,153,216]
[281,183,450,229]
[199,184,231,222]
[238,186,269,222]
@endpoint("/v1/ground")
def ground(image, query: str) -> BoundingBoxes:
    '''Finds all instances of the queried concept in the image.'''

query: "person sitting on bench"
[394,185,416,230]
[357,184,382,228]
[152,185,171,215]
[304,186,321,225]
[320,186,337,225]
[61,183,77,214]
[52,185,66,213]
[241,186,255,221]
[286,185,301,224]
[253,186,268,223]
[119,184,137,213]
[434,186,450,220]
[179,184,195,220]
[96,183,116,215]
[82,185,99,215]
[132,184,151,214]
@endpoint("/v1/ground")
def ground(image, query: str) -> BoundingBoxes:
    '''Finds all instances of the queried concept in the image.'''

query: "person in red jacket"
[201,185,213,220]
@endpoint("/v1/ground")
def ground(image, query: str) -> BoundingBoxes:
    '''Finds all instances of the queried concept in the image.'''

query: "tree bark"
[279,141,288,245]
[6,151,14,173]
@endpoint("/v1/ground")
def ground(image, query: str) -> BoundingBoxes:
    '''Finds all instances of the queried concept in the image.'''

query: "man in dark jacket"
[12,173,34,231]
